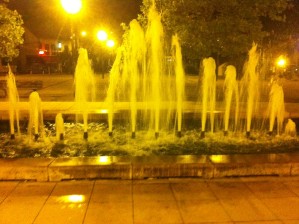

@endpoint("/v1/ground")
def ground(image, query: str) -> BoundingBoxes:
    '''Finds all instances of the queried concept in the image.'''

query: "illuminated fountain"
[6,65,20,139]
[241,43,260,137]
[172,34,185,137]
[55,113,65,140]
[223,65,239,135]
[74,48,96,139]
[107,5,180,139]
[267,81,285,135]
[0,3,298,158]
[200,57,216,138]
[28,91,43,141]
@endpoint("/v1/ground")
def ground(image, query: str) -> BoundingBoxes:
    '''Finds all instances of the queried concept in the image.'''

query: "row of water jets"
[5,4,297,142]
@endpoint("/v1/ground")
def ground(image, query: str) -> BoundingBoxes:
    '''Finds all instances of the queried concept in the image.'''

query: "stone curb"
[0,153,299,181]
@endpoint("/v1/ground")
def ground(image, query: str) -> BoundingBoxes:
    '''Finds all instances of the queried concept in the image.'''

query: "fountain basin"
[0,153,299,181]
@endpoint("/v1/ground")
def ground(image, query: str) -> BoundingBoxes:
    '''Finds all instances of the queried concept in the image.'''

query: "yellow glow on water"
[98,156,112,164]
[210,155,229,163]
[95,109,108,114]
[61,0,82,14]
[58,195,85,203]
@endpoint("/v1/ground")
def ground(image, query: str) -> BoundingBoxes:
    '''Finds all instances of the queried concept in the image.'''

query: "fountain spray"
[268,81,285,135]
[127,19,146,138]
[28,91,43,141]
[223,65,239,135]
[6,64,20,139]
[201,57,216,138]
[106,46,123,137]
[241,43,260,137]
[55,113,65,140]
[74,48,96,139]
[146,4,164,138]
[172,34,185,137]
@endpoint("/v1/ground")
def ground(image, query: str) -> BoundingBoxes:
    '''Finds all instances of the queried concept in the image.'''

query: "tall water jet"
[172,34,185,137]
[223,65,239,135]
[28,91,43,141]
[106,47,123,136]
[74,48,96,139]
[106,2,183,138]
[145,4,164,138]
[201,57,216,137]
[6,64,20,139]
[267,81,285,135]
[127,19,146,138]
[241,43,260,137]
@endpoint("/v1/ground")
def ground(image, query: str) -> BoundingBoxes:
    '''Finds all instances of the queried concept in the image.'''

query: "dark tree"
[139,0,292,67]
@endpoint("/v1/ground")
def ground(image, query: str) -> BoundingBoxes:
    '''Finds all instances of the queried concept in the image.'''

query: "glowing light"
[106,39,115,48]
[61,0,82,14]
[98,156,112,164]
[276,55,287,68]
[96,109,108,114]
[97,30,108,41]
[210,155,229,163]
[38,50,45,55]
[58,42,62,49]
[81,31,87,37]
[58,195,85,203]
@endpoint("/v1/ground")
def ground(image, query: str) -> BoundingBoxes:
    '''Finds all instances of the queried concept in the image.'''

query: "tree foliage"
[139,0,292,63]
[0,1,24,59]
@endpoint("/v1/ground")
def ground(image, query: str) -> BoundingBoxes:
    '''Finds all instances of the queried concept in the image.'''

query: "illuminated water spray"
[268,82,284,135]
[74,48,96,139]
[6,65,20,139]
[172,34,185,137]
[127,19,146,138]
[146,5,164,138]
[28,91,43,141]
[223,65,239,135]
[201,57,216,137]
[106,46,123,136]
[241,43,260,137]
[55,113,65,140]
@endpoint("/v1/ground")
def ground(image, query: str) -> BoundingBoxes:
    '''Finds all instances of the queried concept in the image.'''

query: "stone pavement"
[0,177,299,224]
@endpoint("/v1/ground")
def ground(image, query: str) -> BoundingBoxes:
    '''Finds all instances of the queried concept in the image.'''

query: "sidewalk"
[0,177,299,224]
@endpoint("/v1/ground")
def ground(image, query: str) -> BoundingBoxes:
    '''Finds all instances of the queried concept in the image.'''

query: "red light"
[38,50,45,55]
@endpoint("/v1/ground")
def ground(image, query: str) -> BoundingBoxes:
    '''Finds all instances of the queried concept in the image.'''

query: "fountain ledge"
[0,153,299,181]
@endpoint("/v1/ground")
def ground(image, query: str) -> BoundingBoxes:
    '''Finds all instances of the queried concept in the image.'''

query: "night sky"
[8,0,142,42]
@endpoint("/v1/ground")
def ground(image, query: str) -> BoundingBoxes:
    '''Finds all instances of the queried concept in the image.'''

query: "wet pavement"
[0,177,299,224]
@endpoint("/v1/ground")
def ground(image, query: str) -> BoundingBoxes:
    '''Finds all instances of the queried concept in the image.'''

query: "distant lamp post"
[276,55,287,68]
[61,0,82,14]
[106,39,115,48]
[81,31,87,37]
[97,30,108,42]
[60,0,82,73]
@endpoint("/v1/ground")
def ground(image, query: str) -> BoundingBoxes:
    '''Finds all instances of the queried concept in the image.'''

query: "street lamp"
[97,30,108,42]
[276,55,287,68]
[61,0,82,14]
[81,31,87,37]
[60,0,82,73]
[106,39,115,48]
